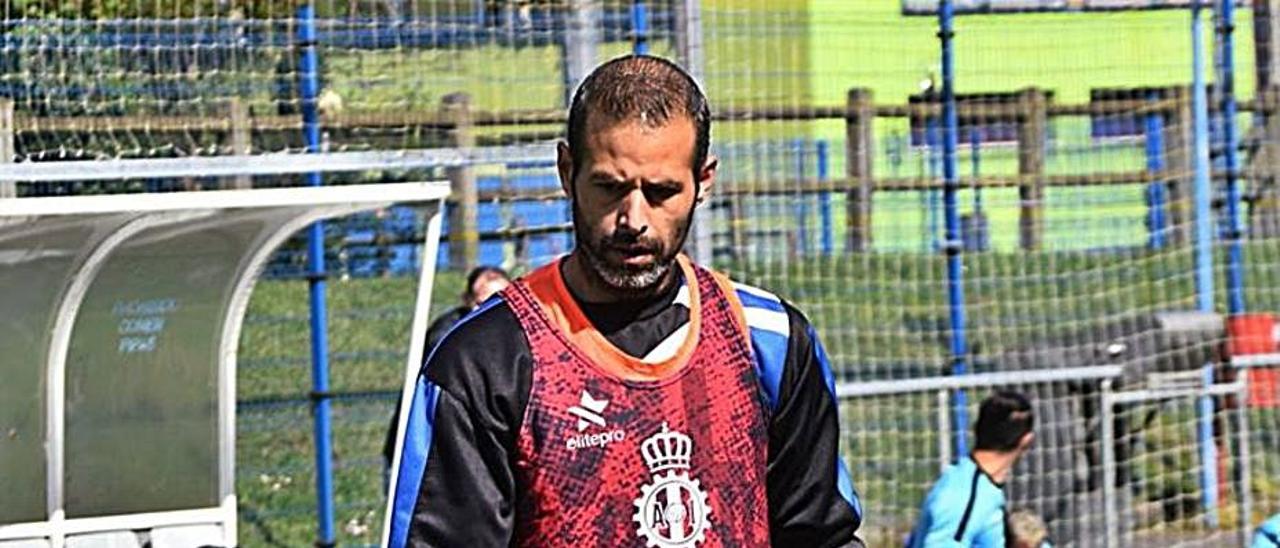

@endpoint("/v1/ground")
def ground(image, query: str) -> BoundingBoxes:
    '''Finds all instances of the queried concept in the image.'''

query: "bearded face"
[559,117,708,296]
[574,201,691,292]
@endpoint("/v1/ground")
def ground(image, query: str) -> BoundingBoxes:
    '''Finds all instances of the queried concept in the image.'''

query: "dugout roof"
[0,183,448,548]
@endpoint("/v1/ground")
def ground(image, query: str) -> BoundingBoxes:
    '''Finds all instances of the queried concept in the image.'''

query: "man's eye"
[646,186,680,201]
[596,180,627,192]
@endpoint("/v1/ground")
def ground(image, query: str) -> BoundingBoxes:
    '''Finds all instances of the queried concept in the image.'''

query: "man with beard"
[385,55,863,548]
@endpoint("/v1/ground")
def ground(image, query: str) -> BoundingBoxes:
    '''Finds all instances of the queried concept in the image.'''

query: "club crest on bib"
[632,423,712,547]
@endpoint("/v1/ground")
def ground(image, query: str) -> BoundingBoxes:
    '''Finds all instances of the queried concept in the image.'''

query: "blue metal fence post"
[1192,3,1216,314]
[1191,0,1220,528]
[1216,0,1250,534]
[939,0,970,457]
[1218,0,1245,314]
[817,140,834,255]
[632,1,649,55]
[1146,89,1168,250]
[926,115,942,252]
[298,4,337,546]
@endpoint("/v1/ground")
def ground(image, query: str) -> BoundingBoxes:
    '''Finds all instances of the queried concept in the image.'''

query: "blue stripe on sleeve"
[389,377,442,548]
[749,327,788,411]
[837,459,863,525]
[734,284,788,409]
[736,287,785,313]
[807,324,839,403]
[809,324,862,519]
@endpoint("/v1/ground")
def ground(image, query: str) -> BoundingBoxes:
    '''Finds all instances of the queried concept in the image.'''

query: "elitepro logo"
[565,390,625,451]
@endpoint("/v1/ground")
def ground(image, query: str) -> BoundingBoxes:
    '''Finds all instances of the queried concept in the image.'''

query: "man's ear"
[557,141,575,198]
[1017,431,1036,452]
[695,155,718,207]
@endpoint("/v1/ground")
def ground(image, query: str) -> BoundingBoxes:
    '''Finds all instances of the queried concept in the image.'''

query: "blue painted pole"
[939,0,970,457]
[1192,2,1215,314]
[1145,90,1168,250]
[632,1,649,55]
[794,139,810,256]
[1191,1,1220,527]
[1218,0,1245,314]
[817,140,834,256]
[298,5,336,546]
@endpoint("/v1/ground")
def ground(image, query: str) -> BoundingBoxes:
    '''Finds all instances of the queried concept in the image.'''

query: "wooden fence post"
[846,88,874,252]
[0,99,13,198]
[1249,85,1280,238]
[727,195,746,259]
[1017,88,1048,251]
[1164,85,1194,245]
[225,97,252,190]
[443,92,478,271]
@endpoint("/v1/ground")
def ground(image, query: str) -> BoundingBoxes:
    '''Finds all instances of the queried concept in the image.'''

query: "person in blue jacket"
[1255,513,1280,547]
[906,391,1036,547]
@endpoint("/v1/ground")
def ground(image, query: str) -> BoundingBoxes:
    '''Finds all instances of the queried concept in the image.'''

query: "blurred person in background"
[382,265,510,485]
[422,266,511,350]
[906,391,1036,548]
[1254,513,1280,547]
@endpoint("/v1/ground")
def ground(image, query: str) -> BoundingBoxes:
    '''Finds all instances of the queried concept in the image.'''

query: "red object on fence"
[1227,314,1279,407]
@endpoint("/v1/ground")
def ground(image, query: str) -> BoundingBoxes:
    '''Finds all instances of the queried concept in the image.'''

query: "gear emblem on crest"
[632,423,712,547]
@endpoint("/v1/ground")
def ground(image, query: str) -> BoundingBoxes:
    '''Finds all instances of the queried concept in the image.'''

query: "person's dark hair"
[565,55,711,182]
[463,265,509,299]
[973,391,1034,452]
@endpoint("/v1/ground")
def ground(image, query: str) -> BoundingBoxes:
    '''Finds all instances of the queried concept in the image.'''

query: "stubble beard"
[572,202,692,295]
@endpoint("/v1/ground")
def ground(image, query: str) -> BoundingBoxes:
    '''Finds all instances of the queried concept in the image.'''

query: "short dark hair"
[973,391,1034,452]
[464,265,508,298]
[565,55,711,180]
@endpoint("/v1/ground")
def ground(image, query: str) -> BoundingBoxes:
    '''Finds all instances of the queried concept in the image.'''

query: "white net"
[702,3,1280,547]
[5,1,1280,547]
[0,0,679,163]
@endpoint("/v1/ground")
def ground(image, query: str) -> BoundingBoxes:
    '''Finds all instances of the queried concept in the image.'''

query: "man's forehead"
[578,116,697,167]
[584,112,694,139]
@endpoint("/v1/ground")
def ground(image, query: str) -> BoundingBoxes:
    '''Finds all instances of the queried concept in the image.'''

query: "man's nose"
[616,188,650,234]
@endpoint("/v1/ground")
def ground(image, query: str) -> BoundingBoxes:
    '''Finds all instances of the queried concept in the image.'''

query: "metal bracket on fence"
[940,239,963,255]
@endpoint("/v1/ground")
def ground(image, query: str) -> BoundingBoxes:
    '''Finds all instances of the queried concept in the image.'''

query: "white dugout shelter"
[0,180,449,548]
